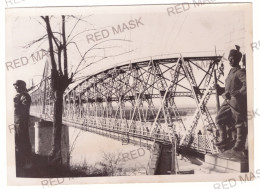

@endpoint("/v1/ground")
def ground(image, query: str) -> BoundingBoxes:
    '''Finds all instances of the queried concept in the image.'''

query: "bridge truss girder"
[30,55,224,154]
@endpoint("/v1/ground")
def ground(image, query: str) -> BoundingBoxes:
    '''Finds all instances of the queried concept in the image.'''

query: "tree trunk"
[42,16,72,168]
[49,89,64,166]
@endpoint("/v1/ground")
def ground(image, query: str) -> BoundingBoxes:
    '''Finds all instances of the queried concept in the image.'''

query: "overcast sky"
[5,3,252,110]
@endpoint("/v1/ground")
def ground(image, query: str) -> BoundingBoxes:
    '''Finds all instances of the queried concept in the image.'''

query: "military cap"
[228,45,242,61]
[13,80,26,88]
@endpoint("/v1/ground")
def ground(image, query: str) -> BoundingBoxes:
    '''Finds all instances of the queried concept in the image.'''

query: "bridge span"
[30,55,225,174]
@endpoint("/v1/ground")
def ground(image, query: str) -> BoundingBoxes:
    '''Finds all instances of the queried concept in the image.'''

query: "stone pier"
[147,143,177,175]
[196,154,249,174]
[34,120,70,166]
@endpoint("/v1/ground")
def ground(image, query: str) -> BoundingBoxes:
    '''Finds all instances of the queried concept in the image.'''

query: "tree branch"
[73,49,134,76]
[67,25,112,44]
[67,15,82,40]
[44,16,57,71]
[62,15,68,76]
[57,48,62,74]
[73,39,132,75]
[23,34,49,49]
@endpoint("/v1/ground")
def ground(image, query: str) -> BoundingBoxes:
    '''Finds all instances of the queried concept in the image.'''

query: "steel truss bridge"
[30,55,224,155]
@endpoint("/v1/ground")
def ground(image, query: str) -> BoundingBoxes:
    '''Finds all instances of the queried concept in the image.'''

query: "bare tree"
[99,151,123,176]
[25,15,134,167]
[37,16,72,166]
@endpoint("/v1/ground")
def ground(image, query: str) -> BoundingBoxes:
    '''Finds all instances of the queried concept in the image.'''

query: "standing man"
[215,45,247,158]
[13,80,32,175]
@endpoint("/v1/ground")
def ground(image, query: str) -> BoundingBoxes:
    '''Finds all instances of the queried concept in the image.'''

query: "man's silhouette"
[13,80,32,175]
[215,45,247,159]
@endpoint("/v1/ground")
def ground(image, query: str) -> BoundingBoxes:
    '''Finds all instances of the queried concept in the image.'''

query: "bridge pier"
[34,119,70,167]
[196,154,249,174]
[34,120,52,156]
[147,142,177,175]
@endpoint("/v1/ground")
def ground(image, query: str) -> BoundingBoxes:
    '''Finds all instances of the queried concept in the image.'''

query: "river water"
[29,113,217,176]
[29,117,150,175]
[66,126,151,170]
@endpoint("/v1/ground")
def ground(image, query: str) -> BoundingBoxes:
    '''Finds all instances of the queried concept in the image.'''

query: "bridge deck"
[31,111,214,154]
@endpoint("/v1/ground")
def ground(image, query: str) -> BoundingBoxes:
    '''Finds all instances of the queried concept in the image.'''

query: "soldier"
[215,45,247,158]
[13,80,32,174]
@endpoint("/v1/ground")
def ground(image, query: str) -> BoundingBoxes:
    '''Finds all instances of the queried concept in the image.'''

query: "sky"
[5,3,252,110]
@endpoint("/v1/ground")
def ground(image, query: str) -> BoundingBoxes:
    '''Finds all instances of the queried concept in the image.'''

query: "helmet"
[13,80,26,88]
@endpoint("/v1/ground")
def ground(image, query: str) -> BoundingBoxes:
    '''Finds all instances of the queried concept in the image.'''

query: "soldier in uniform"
[215,45,247,158]
[13,80,32,174]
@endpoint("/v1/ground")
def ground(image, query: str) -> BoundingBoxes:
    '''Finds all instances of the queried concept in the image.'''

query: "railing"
[30,107,215,154]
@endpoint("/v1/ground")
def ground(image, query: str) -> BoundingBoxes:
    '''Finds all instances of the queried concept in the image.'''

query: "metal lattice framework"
[30,55,224,154]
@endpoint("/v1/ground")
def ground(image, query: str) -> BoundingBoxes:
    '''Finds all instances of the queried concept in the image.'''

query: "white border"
[1,0,260,189]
